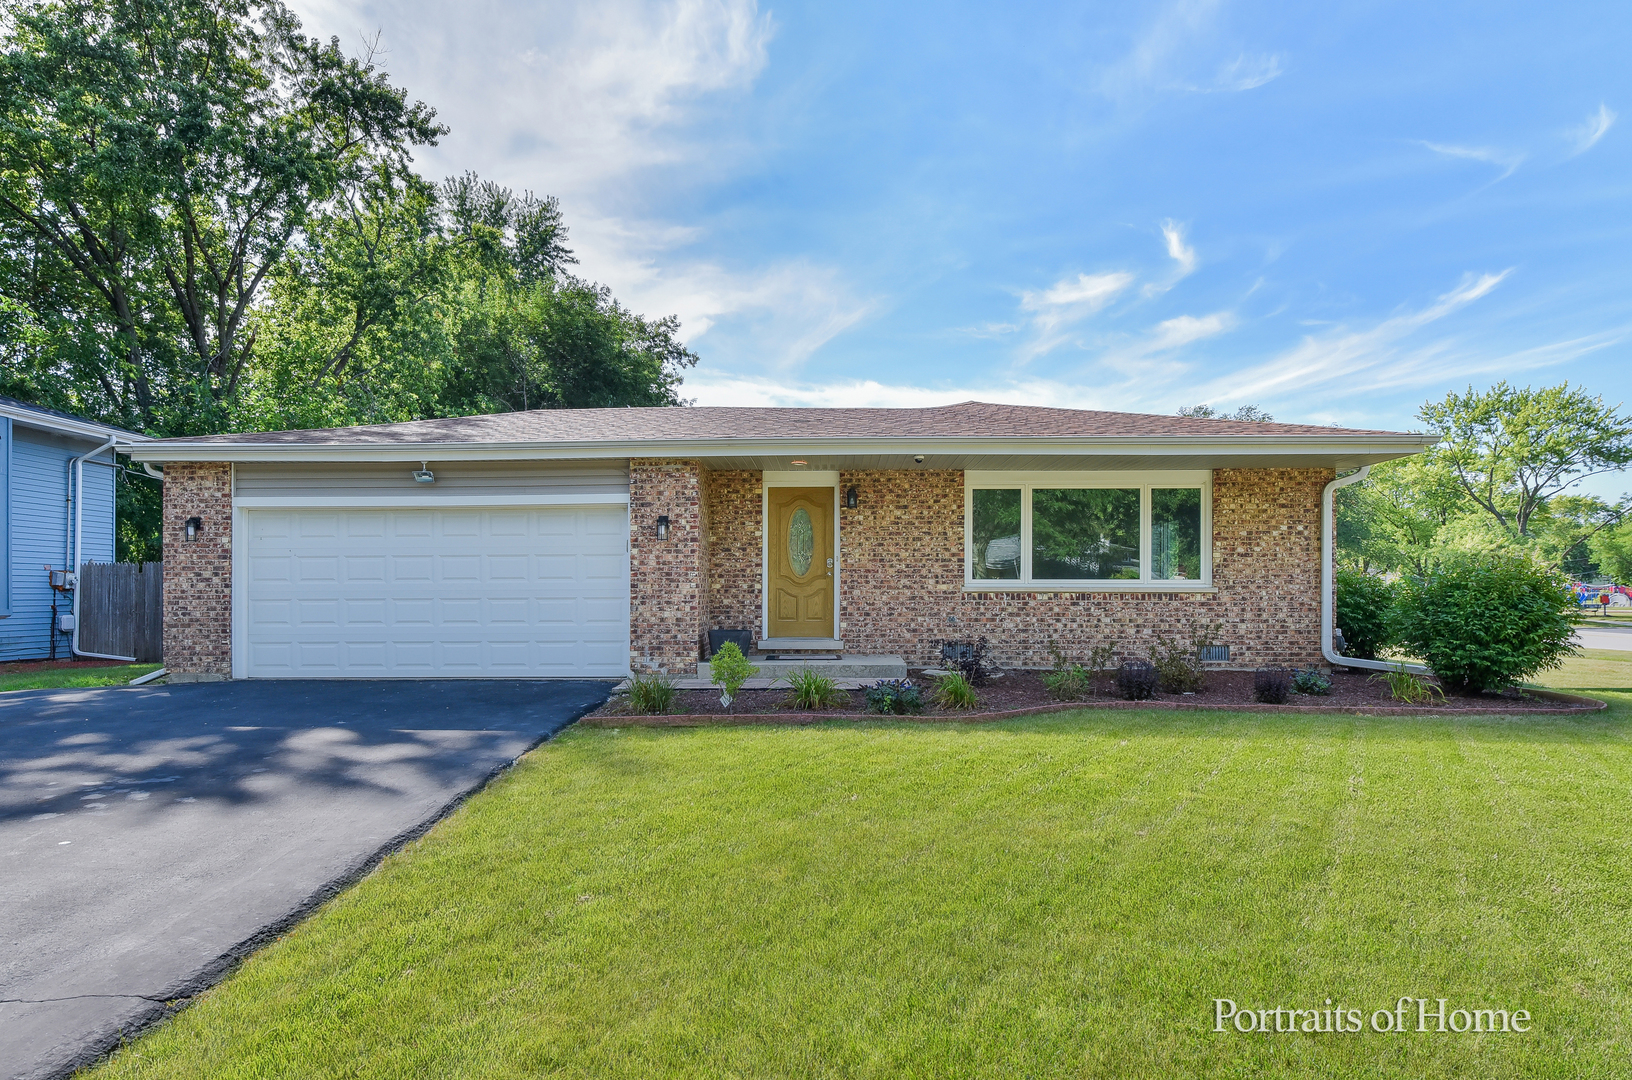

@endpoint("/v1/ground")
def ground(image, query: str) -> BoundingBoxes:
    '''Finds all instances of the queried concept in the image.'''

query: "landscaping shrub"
[1044,664,1092,701]
[932,670,980,710]
[865,679,923,715]
[625,672,678,715]
[1116,660,1157,701]
[708,642,758,710]
[939,637,993,685]
[1150,635,1205,693]
[1045,640,1118,699]
[1369,663,1445,705]
[1291,668,1332,696]
[1390,553,1577,693]
[783,668,847,710]
[1335,569,1396,660]
[1253,668,1291,705]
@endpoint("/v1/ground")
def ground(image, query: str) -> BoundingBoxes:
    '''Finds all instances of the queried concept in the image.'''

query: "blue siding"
[3,426,118,661]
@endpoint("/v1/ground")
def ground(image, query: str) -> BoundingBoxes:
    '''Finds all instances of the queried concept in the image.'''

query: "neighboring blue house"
[0,396,147,662]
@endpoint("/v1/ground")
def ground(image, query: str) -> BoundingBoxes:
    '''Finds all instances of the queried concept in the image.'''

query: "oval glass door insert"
[788,508,814,575]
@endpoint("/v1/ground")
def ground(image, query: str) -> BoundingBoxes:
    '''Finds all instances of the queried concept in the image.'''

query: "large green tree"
[1340,382,1632,578]
[0,0,444,432]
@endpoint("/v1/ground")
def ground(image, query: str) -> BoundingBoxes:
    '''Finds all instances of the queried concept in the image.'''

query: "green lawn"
[0,663,161,693]
[92,681,1632,1079]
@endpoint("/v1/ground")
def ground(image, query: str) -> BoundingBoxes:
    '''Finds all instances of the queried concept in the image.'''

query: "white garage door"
[241,506,629,678]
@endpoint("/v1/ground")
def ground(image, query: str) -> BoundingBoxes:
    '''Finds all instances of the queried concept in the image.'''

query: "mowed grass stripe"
[94,702,1632,1079]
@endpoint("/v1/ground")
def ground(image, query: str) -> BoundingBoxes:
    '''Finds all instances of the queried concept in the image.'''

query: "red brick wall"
[162,462,233,678]
[695,466,1331,669]
[704,470,762,634]
[629,459,706,674]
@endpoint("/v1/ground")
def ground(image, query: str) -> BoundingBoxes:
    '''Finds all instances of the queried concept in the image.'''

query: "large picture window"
[964,472,1211,589]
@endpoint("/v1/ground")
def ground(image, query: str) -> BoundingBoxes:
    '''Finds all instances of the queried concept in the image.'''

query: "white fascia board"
[129,433,1440,464]
[0,404,149,444]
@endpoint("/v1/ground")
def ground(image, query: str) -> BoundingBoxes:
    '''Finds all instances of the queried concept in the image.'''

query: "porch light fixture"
[184,516,202,541]
[845,486,858,509]
[790,459,808,467]
[413,461,436,483]
[656,515,670,540]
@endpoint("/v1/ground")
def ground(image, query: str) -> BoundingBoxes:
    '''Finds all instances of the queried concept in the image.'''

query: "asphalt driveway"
[0,679,611,1080]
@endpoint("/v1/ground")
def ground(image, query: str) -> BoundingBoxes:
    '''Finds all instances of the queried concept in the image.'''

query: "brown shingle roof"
[151,402,1414,446]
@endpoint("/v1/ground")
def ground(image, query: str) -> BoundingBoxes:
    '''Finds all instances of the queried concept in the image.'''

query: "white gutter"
[1320,465,1428,674]
[66,436,136,662]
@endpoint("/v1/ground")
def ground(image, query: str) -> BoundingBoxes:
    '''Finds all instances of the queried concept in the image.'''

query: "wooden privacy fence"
[77,561,164,662]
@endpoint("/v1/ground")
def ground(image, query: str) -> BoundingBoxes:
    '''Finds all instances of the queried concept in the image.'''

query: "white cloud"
[1161,220,1197,276]
[1186,271,1518,406]
[1420,141,1525,180]
[1100,1,1282,97]
[1214,53,1283,91]
[1015,271,1136,360]
[1149,312,1232,350]
[286,0,877,368]
[1567,103,1617,156]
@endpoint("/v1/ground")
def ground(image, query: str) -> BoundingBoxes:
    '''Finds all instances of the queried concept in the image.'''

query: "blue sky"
[292,0,1630,438]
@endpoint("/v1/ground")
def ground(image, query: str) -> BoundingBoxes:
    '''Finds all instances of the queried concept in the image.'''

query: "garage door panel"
[245,506,629,678]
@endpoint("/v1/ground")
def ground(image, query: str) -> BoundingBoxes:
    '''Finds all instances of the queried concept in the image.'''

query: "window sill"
[963,581,1216,594]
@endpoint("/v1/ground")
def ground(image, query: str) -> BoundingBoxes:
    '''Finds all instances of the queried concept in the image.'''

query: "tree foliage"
[0,0,700,557]
[1339,382,1632,580]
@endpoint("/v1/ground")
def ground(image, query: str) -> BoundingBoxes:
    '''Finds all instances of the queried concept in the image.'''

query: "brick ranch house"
[123,402,1435,682]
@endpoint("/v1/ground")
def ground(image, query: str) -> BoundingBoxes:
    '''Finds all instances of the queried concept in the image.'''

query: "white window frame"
[963,470,1213,592]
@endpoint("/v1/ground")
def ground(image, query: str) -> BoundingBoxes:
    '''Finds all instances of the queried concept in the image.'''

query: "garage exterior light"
[656,515,670,540]
[184,516,202,542]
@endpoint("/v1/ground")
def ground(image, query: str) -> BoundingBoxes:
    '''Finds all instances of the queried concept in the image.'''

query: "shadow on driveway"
[0,679,611,1080]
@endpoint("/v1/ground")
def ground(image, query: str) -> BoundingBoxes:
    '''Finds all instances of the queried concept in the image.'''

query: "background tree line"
[0,0,697,559]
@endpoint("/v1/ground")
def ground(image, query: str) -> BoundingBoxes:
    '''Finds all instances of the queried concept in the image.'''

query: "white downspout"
[67,436,137,662]
[1320,465,1428,674]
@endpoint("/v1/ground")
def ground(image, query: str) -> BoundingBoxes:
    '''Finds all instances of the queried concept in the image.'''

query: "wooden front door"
[767,487,834,639]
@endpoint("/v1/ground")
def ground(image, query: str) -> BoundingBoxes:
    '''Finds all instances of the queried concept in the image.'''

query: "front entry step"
[688,654,907,688]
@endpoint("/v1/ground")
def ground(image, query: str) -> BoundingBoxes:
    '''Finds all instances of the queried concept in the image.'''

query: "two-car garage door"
[241,506,629,678]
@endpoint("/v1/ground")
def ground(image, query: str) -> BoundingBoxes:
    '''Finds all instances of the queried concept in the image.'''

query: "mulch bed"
[0,658,147,675]
[584,668,1603,726]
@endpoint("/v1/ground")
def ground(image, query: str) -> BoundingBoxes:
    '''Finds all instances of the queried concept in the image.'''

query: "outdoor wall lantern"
[656,515,670,540]
[184,516,202,541]
[413,460,436,483]
[845,486,858,509]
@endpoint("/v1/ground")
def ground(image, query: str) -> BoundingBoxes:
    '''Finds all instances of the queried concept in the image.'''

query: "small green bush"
[1391,554,1577,694]
[783,668,847,710]
[1291,668,1331,695]
[933,670,979,710]
[708,642,759,709]
[1151,634,1205,693]
[1336,569,1396,660]
[1044,664,1092,701]
[865,679,923,715]
[625,672,678,715]
[1369,664,1444,705]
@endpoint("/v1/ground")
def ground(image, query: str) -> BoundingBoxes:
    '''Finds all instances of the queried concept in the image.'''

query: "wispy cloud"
[1420,141,1525,180]
[1099,0,1282,97]
[1161,220,1197,276]
[1149,312,1232,350]
[1015,271,1136,359]
[1566,103,1617,156]
[1214,53,1282,91]
[1186,271,1517,406]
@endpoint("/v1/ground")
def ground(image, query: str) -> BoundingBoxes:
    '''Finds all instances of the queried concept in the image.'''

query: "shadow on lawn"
[0,679,611,825]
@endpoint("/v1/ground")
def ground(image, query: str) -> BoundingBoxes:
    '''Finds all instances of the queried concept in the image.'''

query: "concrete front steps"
[678,654,908,690]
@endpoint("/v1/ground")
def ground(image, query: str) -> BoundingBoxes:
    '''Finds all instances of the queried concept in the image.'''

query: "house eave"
[124,433,1439,467]
[4,404,148,445]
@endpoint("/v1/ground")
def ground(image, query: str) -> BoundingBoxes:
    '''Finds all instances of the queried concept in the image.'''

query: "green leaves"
[1391,554,1578,694]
